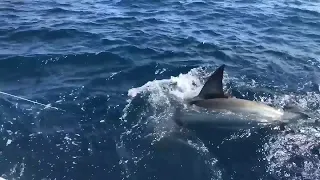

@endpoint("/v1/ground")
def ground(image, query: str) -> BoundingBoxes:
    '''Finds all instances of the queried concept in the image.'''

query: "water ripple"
[1,0,320,179]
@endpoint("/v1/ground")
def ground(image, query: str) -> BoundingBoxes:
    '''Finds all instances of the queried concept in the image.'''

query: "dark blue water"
[1,0,320,179]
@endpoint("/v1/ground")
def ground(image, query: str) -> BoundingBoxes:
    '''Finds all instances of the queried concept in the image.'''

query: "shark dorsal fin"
[198,64,227,99]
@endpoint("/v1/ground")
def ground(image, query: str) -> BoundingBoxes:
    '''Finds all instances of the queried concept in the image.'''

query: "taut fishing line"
[0,91,66,112]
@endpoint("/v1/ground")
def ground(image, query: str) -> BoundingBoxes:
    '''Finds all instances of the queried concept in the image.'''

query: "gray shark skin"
[174,64,310,129]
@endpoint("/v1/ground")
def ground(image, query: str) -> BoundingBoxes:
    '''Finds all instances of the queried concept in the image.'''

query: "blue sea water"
[0,0,320,179]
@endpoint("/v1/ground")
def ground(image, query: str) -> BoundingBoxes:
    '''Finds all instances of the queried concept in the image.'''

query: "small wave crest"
[8,28,99,42]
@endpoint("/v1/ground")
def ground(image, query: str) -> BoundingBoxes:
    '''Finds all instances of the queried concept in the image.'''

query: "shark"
[174,64,311,130]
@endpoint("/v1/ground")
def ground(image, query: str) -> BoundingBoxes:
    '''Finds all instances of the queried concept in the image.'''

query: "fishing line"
[0,91,66,112]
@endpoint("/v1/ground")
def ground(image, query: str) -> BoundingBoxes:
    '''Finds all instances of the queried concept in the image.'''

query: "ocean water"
[0,0,320,180]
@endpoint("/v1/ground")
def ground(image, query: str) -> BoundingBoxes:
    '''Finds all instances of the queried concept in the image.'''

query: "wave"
[0,51,134,95]
[0,0,319,179]
[7,28,100,42]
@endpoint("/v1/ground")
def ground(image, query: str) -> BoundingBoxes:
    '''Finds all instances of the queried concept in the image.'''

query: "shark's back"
[192,97,284,120]
[175,65,308,129]
[184,64,308,123]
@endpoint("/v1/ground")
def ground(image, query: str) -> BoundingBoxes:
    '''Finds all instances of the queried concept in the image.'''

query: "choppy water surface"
[0,0,320,180]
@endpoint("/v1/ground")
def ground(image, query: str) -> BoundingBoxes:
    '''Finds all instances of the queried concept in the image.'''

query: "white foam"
[263,126,320,179]
[127,68,204,100]
[6,139,12,146]
[118,66,223,179]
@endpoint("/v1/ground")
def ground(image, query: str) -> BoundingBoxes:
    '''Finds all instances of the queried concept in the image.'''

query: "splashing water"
[116,66,224,180]
[115,64,320,180]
